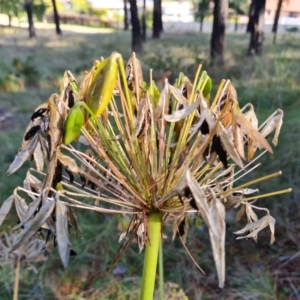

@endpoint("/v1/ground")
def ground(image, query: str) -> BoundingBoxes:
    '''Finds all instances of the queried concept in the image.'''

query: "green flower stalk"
[141,212,162,300]
[0,52,291,299]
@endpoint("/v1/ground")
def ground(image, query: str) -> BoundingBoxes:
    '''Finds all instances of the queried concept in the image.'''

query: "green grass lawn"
[0,25,299,299]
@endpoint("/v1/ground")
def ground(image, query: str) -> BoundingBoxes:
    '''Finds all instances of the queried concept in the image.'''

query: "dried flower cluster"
[0,52,290,288]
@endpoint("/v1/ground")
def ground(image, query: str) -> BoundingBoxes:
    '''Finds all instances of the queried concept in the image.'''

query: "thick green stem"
[158,240,164,300]
[141,212,162,300]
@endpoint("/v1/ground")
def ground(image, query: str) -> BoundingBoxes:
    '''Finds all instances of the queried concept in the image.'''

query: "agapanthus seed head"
[0,52,290,288]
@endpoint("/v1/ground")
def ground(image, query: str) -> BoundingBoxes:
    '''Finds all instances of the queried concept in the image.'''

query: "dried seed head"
[0,54,291,289]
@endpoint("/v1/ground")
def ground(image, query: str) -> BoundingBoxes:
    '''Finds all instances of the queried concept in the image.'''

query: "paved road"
[1,13,299,35]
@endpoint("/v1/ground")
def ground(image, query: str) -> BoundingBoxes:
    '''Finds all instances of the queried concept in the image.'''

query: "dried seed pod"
[126,53,144,103]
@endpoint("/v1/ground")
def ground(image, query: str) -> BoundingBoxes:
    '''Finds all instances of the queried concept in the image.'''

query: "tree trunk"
[153,0,162,38]
[8,13,12,27]
[52,0,62,35]
[142,0,146,41]
[247,0,266,55]
[234,14,238,31]
[124,0,129,30]
[210,0,228,65]
[129,0,143,52]
[272,0,283,44]
[159,0,163,32]
[200,15,204,32]
[246,1,253,33]
[24,0,35,38]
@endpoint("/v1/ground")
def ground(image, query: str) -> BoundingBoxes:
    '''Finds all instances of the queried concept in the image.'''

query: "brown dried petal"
[33,141,44,172]
[217,123,243,168]
[56,196,71,268]
[135,97,148,137]
[47,97,64,158]
[232,121,245,160]
[13,192,28,223]
[260,109,283,147]
[57,148,80,174]
[10,199,55,252]
[164,98,200,122]
[0,195,14,227]
[234,213,276,244]
[233,104,273,154]
[186,171,226,288]
[7,134,39,176]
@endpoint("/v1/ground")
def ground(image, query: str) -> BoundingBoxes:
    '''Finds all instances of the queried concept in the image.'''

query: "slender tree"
[247,0,266,55]
[210,0,228,65]
[52,0,62,35]
[24,0,35,38]
[0,0,21,27]
[124,0,129,30]
[272,0,283,44]
[198,0,210,32]
[129,0,143,52]
[159,0,163,32]
[142,0,146,41]
[152,0,162,38]
[8,13,12,26]
[229,0,247,32]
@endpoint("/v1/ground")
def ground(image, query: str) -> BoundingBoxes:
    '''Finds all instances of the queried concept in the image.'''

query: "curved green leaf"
[197,71,212,102]
[82,53,120,117]
[148,80,160,107]
[203,76,212,98]
[174,72,185,88]
[63,103,84,145]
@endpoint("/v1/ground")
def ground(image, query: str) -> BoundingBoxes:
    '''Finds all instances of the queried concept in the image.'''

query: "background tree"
[159,1,163,32]
[123,0,129,30]
[197,0,210,32]
[152,0,162,38]
[24,0,35,38]
[229,0,247,32]
[247,0,266,55]
[0,0,21,27]
[272,0,283,44]
[52,0,61,35]
[129,0,143,52]
[210,0,228,65]
[142,0,146,41]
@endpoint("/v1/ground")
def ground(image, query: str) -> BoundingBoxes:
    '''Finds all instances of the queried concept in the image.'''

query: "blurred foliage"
[286,26,299,32]
[0,0,48,22]
[89,7,108,18]
[0,56,39,91]
[12,56,40,86]
[32,0,48,22]
[229,0,248,15]
[195,0,211,20]
[0,74,23,92]
[71,0,91,14]
[0,0,21,17]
